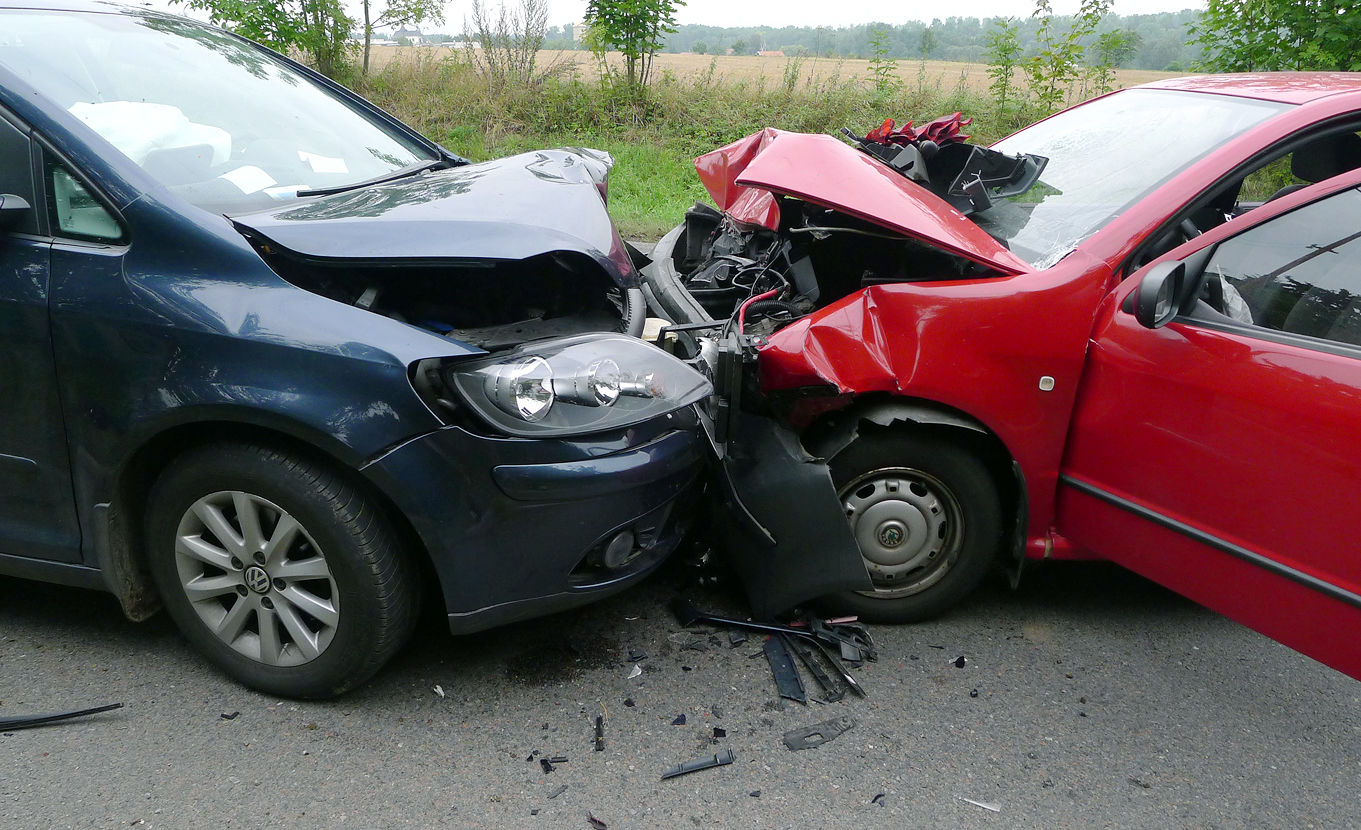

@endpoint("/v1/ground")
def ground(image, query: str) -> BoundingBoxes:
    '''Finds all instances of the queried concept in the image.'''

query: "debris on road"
[671,714,686,726]
[871,793,886,806]
[627,665,642,680]
[219,711,240,721]
[960,796,1001,812]
[953,656,968,668]
[782,715,856,751]
[587,812,607,829]
[0,702,123,731]
[970,689,979,698]
[660,748,736,780]
[433,685,445,698]
[540,758,556,774]
[623,698,635,708]
[547,784,568,800]
[763,636,807,704]
[594,715,605,752]
[712,727,726,739]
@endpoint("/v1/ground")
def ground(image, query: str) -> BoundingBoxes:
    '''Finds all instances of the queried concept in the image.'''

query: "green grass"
[354,53,1045,239]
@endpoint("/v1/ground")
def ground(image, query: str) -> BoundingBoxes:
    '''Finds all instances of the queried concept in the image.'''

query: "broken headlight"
[444,334,711,437]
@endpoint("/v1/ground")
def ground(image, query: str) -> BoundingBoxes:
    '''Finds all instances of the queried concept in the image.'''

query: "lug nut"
[260,597,274,610]
[230,557,243,570]
[253,552,266,565]
[235,585,248,596]
[273,578,285,591]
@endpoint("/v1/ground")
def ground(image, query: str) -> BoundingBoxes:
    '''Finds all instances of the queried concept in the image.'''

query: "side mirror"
[0,193,32,230]
[1134,260,1186,329]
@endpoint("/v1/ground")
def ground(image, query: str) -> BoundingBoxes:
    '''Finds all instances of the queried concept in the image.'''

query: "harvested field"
[365,45,1182,92]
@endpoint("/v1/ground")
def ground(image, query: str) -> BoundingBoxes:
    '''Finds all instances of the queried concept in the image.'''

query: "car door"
[1056,184,1361,681]
[0,111,82,563]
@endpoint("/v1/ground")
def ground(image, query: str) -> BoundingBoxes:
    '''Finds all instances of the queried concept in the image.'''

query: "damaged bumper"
[643,232,871,618]
[362,412,705,634]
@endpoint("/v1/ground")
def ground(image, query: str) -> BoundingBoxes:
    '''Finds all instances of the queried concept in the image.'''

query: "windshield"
[0,10,437,215]
[980,89,1290,267]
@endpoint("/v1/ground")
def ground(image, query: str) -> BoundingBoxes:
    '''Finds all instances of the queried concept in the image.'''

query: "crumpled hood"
[696,128,1031,276]
[234,148,637,285]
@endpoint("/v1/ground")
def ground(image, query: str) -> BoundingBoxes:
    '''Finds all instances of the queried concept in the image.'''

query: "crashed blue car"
[0,1,710,697]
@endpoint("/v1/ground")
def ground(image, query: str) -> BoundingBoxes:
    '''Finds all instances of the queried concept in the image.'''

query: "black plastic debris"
[749,790,761,798]
[547,784,568,800]
[711,705,724,719]
[671,714,686,726]
[871,793,886,806]
[587,812,607,829]
[594,715,604,752]
[763,636,806,704]
[531,809,541,815]
[681,666,693,672]
[540,758,556,774]
[623,698,635,708]
[713,727,726,739]
[628,649,647,662]
[660,749,736,780]
[220,711,240,721]
[783,715,856,751]
[548,756,568,764]
[0,702,123,731]
[787,636,846,702]
[953,656,967,668]
[729,630,748,647]
[970,689,979,698]
[526,750,540,762]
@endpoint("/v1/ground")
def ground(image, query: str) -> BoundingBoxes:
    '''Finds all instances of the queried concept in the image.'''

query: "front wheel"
[823,432,1002,623]
[145,443,418,698]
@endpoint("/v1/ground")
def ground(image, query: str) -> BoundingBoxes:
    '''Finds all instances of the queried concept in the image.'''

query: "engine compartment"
[253,245,627,350]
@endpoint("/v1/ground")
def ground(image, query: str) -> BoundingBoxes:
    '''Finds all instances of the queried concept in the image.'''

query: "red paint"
[695,129,1030,274]
[715,76,1361,678]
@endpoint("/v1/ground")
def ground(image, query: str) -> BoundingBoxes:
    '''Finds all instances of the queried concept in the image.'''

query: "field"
[357,47,1181,238]
[367,46,1180,93]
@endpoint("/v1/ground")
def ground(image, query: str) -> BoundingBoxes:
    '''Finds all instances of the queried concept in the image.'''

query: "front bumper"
[362,410,704,634]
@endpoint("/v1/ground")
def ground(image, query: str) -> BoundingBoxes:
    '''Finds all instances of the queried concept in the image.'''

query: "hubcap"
[173,491,339,667]
[839,467,964,599]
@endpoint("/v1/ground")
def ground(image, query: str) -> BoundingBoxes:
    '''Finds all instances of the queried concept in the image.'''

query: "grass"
[354,51,1082,239]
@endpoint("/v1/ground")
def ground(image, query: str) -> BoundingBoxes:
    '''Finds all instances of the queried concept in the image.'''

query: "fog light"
[601,529,636,569]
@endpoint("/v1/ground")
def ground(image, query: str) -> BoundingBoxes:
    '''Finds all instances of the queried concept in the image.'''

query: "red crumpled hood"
[695,128,1031,275]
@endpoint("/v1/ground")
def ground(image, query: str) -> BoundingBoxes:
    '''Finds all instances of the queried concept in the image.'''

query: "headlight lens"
[445,334,711,437]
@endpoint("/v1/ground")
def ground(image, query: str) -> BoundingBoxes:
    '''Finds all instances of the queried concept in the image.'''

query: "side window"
[44,156,123,243]
[0,115,38,235]
[1204,187,1361,348]
[1238,131,1361,205]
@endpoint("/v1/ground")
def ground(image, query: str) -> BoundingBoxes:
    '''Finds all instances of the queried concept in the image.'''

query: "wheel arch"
[800,394,1028,578]
[97,419,437,622]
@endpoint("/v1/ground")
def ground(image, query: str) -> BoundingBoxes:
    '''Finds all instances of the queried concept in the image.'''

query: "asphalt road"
[2,558,1359,829]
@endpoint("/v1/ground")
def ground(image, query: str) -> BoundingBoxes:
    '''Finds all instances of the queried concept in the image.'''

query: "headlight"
[444,334,712,437]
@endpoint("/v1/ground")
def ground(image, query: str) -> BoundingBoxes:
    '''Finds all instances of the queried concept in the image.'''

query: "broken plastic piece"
[713,727,726,739]
[627,665,642,679]
[623,698,635,708]
[728,630,747,647]
[594,715,604,752]
[763,636,806,704]
[871,793,886,805]
[587,813,607,829]
[810,638,866,698]
[526,750,540,762]
[540,758,555,774]
[786,636,846,702]
[671,714,686,726]
[749,790,761,798]
[0,702,123,731]
[970,689,979,698]
[220,711,240,721]
[783,715,856,751]
[547,784,567,800]
[628,649,647,662]
[660,749,736,780]
[433,684,445,698]
[548,756,568,764]
[953,656,967,668]
[960,797,1001,813]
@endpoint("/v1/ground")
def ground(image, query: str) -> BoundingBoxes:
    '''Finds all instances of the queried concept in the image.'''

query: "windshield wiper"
[296,158,453,198]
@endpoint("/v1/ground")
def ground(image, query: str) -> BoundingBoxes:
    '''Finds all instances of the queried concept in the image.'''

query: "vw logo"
[244,565,271,594]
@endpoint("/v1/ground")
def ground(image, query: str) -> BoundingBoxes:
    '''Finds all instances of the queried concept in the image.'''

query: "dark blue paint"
[0,1,704,632]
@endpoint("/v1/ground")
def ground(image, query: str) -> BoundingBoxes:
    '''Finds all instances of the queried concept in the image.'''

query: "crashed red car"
[641,74,1361,681]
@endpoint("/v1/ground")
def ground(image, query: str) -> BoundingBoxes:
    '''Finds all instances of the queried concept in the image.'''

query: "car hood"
[695,128,1031,275]
[233,148,636,285]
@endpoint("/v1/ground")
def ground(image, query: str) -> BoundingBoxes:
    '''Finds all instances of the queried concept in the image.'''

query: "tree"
[1191,0,1361,71]
[360,0,444,75]
[466,0,549,89]
[920,25,938,59]
[985,18,1023,113]
[1024,0,1111,112]
[1087,28,1141,94]
[584,0,685,88]
[692,41,707,55]
[731,38,747,55]
[178,0,354,79]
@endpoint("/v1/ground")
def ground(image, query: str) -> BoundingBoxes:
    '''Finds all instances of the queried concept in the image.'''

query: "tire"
[823,432,1002,623]
[145,443,418,698]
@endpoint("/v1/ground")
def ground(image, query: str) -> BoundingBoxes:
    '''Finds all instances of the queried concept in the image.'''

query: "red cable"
[737,288,779,334]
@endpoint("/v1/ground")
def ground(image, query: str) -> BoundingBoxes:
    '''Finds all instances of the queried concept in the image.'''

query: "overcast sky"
[515,0,1205,29]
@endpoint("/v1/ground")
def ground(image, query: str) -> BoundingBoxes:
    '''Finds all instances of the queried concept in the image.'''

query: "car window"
[1238,131,1361,204]
[1203,187,1361,348]
[45,156,122,243]
[0,9,436,216]
[0,115,38,235]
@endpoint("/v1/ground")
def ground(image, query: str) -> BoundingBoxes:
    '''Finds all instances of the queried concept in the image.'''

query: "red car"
[641,74,1361,681]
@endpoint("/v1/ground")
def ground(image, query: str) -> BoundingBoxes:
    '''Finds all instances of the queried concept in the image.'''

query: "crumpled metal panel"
[694,128,1031,275]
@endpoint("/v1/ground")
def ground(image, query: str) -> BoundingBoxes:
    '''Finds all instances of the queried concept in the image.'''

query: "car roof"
[1139,73,1361,105]
[0,0,131,11]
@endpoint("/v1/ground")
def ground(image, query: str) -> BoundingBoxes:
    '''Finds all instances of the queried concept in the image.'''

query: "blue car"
[0,1,710,697]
